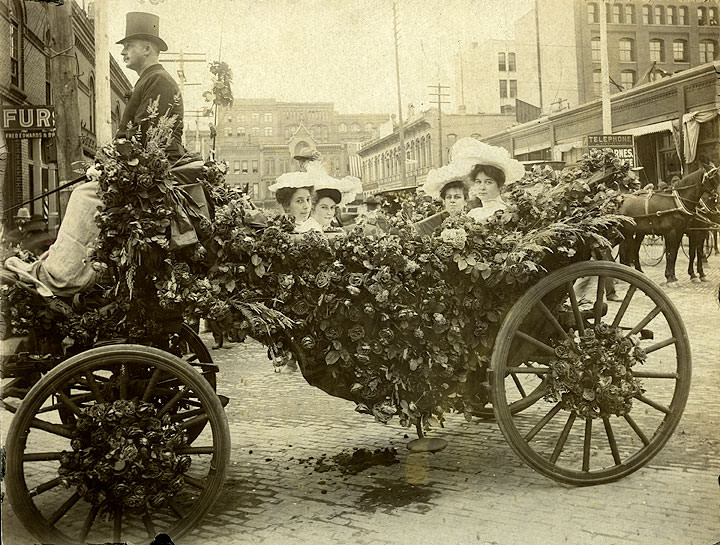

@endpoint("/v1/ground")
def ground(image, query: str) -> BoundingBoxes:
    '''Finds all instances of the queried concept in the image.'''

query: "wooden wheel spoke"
[549,412,576,464]
[643,337,677,355]
[49,492,81,524]
[611,285,637,328]
[631,370,678,379]
[582,418,592,472]
[515,331,556,355]
[184,475,207,490]
[113,507,122,542]
[79,502,101,543]
[567,281,585,335]
[524,402,562,442]
[511,374,527,398]
[626,305,662,337]
[593,276,606,325]
[176,446,216,455]
[143,513,156,539]
[506,366,549,375]
[57,390,84,417]
[635,393,671,414]
[536,301,569,341]
[602,417,622,465]
[142,368,165,402]
[168,499,186,518]
[29,477,64,497]
[158,389,190,418]
[185,352,200,363]
[624,414,650,446]
[29,417,73,438]
[24,451,65,462]
[178,414,209,431]
[171,407,207,422]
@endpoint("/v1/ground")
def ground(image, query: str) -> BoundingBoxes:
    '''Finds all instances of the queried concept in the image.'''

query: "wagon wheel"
[639,234,665,267]
[491,261,690,485]
[5,345,230,545]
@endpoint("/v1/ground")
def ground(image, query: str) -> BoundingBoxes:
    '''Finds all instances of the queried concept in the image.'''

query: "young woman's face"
[313,196,338,227]
[443,186,466,214]
[472,172,501,201]
[288,188,312,222]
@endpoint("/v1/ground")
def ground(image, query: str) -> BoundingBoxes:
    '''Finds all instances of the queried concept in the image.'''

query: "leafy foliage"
[203,61,234,109]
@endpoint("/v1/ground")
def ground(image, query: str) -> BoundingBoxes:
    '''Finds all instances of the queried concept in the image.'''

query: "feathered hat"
[450,137,526,185]
[268,171,314,193]
[423,162,473,200]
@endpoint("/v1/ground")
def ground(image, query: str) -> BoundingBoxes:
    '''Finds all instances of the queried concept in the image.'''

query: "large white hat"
[268,171,314,192]
[450,137,525,184]
[305,163,362,205]
[423,162,473,200]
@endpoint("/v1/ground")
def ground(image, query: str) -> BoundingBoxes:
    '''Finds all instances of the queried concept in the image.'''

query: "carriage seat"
[170,159,206,185]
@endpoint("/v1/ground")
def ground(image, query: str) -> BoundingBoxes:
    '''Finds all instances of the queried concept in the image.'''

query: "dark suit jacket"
[116,64,185,161]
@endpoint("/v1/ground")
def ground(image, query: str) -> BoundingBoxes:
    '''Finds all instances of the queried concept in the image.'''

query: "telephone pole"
[92,0,112,145]
[428,83,450,166]
[392,1,407,186]
[159,51,206,98]
[599,0,612,133]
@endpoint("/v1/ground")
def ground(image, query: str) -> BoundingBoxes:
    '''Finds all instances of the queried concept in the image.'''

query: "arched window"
[425,135,432,167]
[653,5,665,24]
[619,38,635,61]
[698,6,707,25]
[673,39,688,62]
[611,4,622,23]
[237,126,245,136]
[666,6,676,25]
[624,4,635,24]
[365,122,374,132]
[709,7,718,25]
[649,39,664,62]
[591,37,601,61]
[678,7,688,25]
[620,70,635,89]
[350,123,361,133]
[419,137,425,168]
[251,126,260,136]
[642,4,652,24]
[699,40,717,63]
[587,2,598,23]
[338,122,347,133]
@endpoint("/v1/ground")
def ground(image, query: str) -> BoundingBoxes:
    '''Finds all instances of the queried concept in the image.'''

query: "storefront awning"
[620,120,673,137]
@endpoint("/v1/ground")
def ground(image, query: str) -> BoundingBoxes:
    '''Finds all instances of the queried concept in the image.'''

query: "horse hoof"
[700,277,709,282]
[690,277,700,284]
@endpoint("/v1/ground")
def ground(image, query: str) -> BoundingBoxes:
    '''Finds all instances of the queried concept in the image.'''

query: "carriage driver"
[5,12,186,297]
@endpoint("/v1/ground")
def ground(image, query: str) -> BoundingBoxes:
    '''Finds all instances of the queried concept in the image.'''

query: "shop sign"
[585,134,635,166]
[2,106,56,139]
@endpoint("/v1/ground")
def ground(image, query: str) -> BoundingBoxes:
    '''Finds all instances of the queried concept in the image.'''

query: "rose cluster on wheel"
[58,399,190,512]
[545,324,646,418]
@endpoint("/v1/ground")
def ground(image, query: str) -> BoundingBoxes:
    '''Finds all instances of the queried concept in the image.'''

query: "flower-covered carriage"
[0,133,691,544]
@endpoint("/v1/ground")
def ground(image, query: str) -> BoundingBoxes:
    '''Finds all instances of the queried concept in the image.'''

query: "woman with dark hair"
[307,169,362,232]
[312,187,343,230]
[467,163,508,222]
[424,163,472,217]
[268,172,314,232]
[439,178,469,216]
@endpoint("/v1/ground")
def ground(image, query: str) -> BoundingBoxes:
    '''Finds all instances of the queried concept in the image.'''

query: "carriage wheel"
[639,234,665,267]
[5,345,230,545]
[491,261,690,485]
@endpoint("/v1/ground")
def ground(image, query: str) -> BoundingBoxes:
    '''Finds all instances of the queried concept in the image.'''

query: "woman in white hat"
[450,137,525,222]
[268,172,314,232]
[309,172,362,231]
[423,162,472,217]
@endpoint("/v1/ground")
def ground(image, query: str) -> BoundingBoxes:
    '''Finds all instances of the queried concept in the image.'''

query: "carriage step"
[218,394,230,408]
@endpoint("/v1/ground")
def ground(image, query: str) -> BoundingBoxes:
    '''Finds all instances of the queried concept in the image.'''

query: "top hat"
[116,12,168,51]
[293,146,321,162]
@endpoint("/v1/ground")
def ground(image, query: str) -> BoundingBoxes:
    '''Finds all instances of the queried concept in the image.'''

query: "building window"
[263,113,272,122]
[587,3,598,23]
[612,4,622,23]
[350,123,360,133]
[364,122,374,132]
[642,5,652,24]
[619,38,634,61]
[625,5,635,24]
[591,37,601,61]
[252,160,258,174]
[666,6,675,25]
[678,7,688,25]
[592,69,602,98]
[225,127,233,136]
[252,183,260,199]
[509,80,517,98]
[508,52,516,71]
[237,126,245,136]
[251,127,260,136]
[649,39,664,62]
[241,160,248,174]
[673,40,688,62]
[620,70,635,89]
[698,6,707,25]
[499,80,508,98]
[498,52,506,71]
[227,116,232,123]
[89,77,96,133]
[699,40,717,63]
[264,126,273,136]
[710,7,719,25]
[233,160,241,174]
[280,158,288,173]
[653,6,664,24]
[11,20,20,86]
[252,113,260,122]
[338,122,347,133]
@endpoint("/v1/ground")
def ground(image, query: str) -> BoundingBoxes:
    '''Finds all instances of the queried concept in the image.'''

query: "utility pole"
[48,2,83,219]
[92,0,112,145]
[160,51,206,98]
[428,83,450,166]
[392,1,407,186]
[600,0,612,134]
[534,0,544,112]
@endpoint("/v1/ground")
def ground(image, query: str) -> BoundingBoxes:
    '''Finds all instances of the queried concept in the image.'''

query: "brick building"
[212,99,388,209]
[1,0,131,231]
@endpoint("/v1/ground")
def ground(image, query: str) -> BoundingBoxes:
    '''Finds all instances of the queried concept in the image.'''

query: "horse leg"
[697,233,707,281]
[633,233,645,273]
[664,232,680,283]
[687,231,698,280]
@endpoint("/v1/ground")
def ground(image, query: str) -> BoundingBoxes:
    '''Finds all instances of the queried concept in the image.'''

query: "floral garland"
[58,400,190,512]
[545,324,646,418]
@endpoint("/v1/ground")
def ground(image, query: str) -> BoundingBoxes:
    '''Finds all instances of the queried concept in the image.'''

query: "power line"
[428,83,449,166]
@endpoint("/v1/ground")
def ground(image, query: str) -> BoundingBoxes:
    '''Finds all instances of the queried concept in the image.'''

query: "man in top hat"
[293,146,322,172]
[116,12,185,162]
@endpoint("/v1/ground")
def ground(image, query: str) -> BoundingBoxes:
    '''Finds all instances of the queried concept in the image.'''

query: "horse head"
[701,165,720,197]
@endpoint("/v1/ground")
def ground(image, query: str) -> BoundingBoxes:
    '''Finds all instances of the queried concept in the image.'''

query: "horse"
[617,166,720,283]
[687,192,720,281]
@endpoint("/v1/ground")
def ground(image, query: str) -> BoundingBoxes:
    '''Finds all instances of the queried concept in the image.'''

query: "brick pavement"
[2,251,719,545]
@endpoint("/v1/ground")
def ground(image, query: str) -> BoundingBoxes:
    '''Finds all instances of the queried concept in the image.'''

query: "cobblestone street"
[2,252,719,545]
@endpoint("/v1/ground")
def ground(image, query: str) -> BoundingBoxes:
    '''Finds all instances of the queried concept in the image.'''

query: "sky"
[105,0,534,116]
